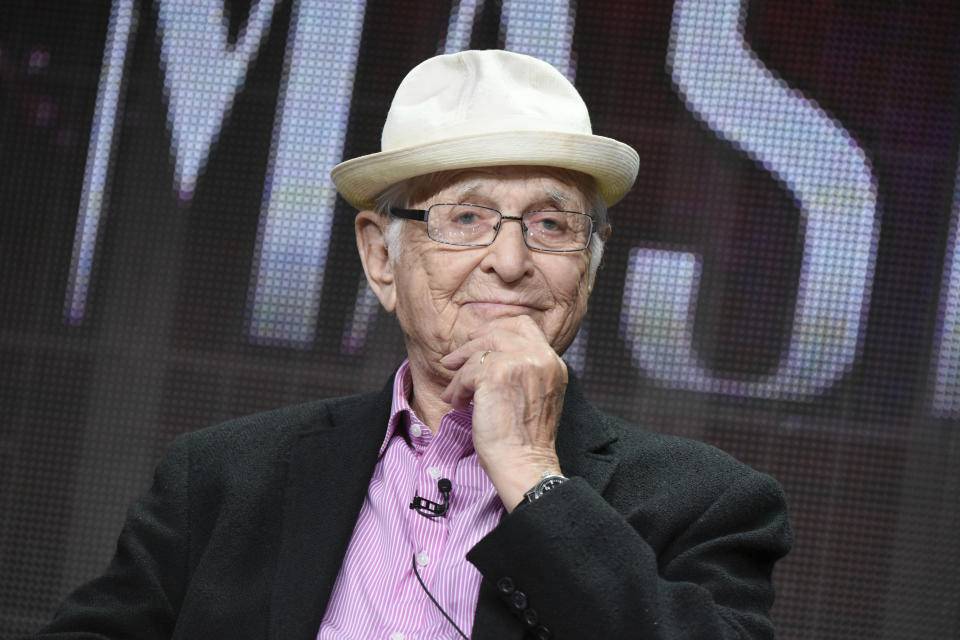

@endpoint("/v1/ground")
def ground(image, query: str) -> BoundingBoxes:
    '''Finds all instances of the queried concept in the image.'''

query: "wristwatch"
[523,470,568,504]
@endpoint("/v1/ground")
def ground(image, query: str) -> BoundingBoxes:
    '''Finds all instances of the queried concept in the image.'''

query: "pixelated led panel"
[2,0,960,638]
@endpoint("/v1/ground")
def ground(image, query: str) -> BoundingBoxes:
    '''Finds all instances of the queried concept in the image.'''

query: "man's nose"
[482,217,533,281]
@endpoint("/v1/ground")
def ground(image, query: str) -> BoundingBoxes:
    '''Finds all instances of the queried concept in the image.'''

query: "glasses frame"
[389,203,595,253]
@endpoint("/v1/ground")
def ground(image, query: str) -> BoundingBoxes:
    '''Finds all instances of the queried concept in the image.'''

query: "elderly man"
[34,50,791,639]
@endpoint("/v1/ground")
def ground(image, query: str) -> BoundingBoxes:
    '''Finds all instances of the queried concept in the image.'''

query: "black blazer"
[34,375,792,639]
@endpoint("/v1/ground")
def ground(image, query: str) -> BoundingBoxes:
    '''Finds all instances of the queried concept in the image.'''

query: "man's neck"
[405,353,458,431]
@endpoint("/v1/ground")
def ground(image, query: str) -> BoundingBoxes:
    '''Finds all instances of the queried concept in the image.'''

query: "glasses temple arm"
[388,207,427,221]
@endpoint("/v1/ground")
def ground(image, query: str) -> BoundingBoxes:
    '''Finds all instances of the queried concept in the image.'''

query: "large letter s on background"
[621,0,880,399]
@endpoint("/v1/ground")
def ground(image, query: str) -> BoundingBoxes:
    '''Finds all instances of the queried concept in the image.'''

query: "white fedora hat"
[331,49,639,210]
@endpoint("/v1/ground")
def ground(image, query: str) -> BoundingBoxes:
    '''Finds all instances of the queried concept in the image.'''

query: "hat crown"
[382,50,593,152]
[330,49,638,210]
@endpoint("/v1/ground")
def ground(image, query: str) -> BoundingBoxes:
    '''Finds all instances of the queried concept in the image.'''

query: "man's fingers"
[440,349,488,407]
[441,341,505,370]
[441,317,545,370]
[440,335,503,370]
[439,316,564,414]
[438,346,477,371]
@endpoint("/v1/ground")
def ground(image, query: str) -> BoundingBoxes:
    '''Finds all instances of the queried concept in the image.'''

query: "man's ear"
[586,223,611,293]
[355,210,397,313]
[600,222,612,243]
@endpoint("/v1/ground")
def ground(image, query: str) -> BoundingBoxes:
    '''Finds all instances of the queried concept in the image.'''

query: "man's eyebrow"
[453,181,482,200]
[544,187,571,208]
[447,182,577,208]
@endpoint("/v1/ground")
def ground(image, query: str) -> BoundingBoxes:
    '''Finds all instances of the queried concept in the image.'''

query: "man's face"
[389,166,595,375]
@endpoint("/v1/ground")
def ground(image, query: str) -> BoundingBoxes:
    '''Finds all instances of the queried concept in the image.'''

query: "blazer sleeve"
[466,451,792,639]
[28,435,191,639]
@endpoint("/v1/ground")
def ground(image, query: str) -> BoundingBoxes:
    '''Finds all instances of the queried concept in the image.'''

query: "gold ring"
[479,350,493,365]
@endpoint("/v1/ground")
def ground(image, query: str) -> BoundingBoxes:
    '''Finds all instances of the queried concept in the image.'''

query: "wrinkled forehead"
[409,166,593,211]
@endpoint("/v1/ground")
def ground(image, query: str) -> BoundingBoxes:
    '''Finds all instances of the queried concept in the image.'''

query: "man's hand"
[439,316,567,511]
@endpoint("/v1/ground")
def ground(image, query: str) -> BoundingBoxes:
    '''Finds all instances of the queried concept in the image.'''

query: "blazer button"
[522,607,539,627]
[497,577,516,595]
[532,624,551,640]
[510,590,527,610]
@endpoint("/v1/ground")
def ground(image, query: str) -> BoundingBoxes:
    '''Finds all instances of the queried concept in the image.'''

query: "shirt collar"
[380,359,474,457]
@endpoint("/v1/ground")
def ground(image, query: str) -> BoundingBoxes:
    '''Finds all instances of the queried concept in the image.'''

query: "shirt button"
[389,633,405,640]
[427,466,442,479]
[410,423,422,437]
[416,551,430,567]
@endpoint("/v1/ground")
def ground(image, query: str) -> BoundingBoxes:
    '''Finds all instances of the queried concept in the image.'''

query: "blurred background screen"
[1,0,958,637]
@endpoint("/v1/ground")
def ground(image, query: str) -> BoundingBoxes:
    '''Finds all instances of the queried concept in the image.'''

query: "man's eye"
[528,213,567,233]
[453,211,479,225]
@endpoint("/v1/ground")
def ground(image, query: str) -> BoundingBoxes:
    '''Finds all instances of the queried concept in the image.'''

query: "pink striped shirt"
[317,360,504,640]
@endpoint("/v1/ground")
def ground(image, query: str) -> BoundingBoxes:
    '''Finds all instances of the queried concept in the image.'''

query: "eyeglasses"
[390,203,595,253]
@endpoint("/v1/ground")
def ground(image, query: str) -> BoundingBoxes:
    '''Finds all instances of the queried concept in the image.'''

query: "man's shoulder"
[564,386,747,477]
[608,411,747,475]
[577,399,782,501]
[170,387,388,459]
[578,403,788,546]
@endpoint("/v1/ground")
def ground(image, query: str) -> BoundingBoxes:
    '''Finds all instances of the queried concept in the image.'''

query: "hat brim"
[331,130,639,211]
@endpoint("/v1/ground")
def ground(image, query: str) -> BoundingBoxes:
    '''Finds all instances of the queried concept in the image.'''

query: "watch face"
[526,474,568,502]
[540,478,565,492]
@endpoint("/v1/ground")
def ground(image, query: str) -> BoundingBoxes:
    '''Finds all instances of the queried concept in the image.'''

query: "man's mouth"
[464,301,542,314]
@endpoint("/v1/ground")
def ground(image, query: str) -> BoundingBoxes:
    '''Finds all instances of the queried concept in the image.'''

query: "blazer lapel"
[269,379,394,640]
[553,373,619,493]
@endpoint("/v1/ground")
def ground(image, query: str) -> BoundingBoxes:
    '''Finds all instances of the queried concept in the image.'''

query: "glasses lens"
[523,211,593,251]
[428,204,500,246]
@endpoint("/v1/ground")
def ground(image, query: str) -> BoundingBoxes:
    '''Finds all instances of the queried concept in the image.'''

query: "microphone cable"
[408,477,468,638]
[411,552,469,640]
